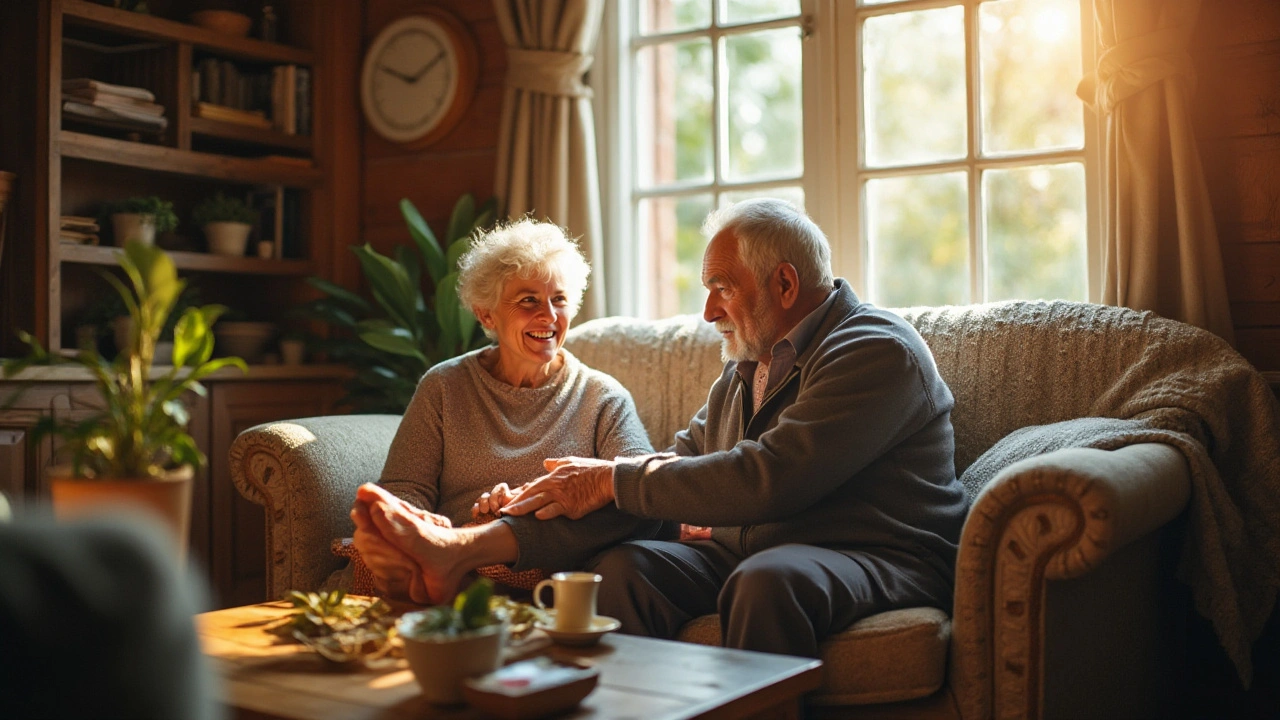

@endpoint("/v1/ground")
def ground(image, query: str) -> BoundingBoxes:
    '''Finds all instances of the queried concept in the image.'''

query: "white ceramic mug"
[534,571,601,631]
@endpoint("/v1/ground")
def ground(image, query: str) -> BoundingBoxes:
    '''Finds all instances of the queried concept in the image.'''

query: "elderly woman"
[350,219,669,604]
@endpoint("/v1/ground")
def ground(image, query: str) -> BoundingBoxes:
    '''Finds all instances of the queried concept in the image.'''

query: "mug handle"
[534,579,555,610]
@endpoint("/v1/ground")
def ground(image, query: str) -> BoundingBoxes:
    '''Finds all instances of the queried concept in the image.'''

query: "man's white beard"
[718,294,780,363]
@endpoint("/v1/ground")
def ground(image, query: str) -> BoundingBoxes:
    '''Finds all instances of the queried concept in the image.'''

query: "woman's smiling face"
[477,272,573,384]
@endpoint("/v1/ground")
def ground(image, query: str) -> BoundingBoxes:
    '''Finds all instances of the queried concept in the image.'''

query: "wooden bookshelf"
[60,131,321,187]
[60,243,315,276]
[61,0,314,65]
[189,117,313,153]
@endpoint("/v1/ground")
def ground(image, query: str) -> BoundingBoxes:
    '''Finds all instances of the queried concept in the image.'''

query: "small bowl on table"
[214,321,276,364]
[190,10,253,38]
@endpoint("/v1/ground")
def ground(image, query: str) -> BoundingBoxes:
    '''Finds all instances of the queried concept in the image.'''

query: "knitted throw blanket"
[898,301,1280,687]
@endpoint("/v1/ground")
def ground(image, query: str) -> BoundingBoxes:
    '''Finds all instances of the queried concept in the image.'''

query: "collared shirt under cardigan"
[610,279,970,585]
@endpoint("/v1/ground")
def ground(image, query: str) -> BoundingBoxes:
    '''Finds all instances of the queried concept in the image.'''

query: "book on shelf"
[62,92,164,117]
[61,78,155,102]
[60,215,100,231]
[63,101,168,133]
[193,59,309,136]
[59,229,99,245]
[193,102,273,130]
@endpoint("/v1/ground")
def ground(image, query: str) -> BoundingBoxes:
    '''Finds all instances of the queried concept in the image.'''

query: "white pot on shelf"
[203,221,253,256]
[111,213,156,247]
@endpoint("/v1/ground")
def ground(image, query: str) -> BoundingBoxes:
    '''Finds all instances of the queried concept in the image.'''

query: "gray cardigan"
[612,280,969,583]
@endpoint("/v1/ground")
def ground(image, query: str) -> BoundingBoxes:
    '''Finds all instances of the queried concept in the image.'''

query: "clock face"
[361,16,463,144]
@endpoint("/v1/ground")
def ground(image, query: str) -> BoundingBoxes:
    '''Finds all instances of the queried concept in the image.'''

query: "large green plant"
[2,241,247,478]
[301,194,498,413]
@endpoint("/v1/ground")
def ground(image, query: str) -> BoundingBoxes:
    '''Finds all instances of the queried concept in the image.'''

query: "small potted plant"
[193,192,259,257]
[1,240,247,557]
[101,195,178,247]
[396,579,507,705]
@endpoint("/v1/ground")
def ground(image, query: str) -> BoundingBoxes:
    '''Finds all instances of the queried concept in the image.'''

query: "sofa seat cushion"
[676,607,951,705]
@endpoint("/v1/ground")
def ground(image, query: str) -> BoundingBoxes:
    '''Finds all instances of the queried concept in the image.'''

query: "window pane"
[636,39,713,188]
[639,0,710,35]
[980,0,1083,154]
[721,186,805,209]
[725,28,803,182]
[863,7,967,167]
[867,172,969,306]
[639,194,715,317]
[721,0,800,25]
[984,164,1086,301]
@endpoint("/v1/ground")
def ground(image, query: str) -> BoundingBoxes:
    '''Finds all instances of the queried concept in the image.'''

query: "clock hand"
[378,64,416,83]
[408,51,447,82]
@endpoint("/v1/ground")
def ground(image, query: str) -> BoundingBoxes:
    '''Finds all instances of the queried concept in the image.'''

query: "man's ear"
[776,263,800,309]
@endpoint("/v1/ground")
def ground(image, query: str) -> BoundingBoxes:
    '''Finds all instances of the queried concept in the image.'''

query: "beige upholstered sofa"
[230,301,1280,719]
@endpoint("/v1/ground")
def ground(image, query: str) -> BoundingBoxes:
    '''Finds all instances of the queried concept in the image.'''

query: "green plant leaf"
[435,272,461,351]
[395,245,423,296]
[446,233,472,273]
[446,194,475,246]
[400,199,446,284]
[357,322,427,361]
[353,245,417,329]
[470,197,498,234]
[171,305,224,367]
[305,277,371,313]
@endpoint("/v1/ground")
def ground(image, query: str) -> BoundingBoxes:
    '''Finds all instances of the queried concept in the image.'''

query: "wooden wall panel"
[1194,0,1280,370]
[361,0,505,252]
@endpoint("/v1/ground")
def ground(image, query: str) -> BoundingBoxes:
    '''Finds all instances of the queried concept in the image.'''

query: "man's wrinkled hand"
[501,457,616,520]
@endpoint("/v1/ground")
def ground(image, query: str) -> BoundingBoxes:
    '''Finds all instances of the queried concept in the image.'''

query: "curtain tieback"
[1076,26,1194,114]
[505,48,594,98]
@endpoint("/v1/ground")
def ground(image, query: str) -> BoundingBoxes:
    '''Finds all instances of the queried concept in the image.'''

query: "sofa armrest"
[228,414,401,601]
[949,442,1190,720]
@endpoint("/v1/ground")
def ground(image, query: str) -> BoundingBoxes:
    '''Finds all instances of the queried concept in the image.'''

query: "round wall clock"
[360,11,477,147]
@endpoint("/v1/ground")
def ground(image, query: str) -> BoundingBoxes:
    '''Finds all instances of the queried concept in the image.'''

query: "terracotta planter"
[111,212,157,246]
[49,466,193,562]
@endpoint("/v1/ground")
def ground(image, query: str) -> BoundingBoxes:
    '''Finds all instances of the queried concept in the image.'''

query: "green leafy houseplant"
[2,241,247,478]
[298,194,498,413]
[400,579,500,638]
[192,192,259,227]
[101,195,179,233]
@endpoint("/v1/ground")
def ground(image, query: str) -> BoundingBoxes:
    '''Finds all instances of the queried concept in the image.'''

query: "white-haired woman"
[348,219,671,604]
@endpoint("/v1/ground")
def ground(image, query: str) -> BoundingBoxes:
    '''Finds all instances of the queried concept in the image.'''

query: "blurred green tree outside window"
[629,0,1088,315]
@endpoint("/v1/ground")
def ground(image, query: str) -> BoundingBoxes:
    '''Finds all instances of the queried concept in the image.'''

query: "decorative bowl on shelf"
[190,10,253,38]
[214,321,276,364]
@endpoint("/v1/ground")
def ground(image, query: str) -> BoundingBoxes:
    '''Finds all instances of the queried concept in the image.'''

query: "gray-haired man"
[506,198,969,657]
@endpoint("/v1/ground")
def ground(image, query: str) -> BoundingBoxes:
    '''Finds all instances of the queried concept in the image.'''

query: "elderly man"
[501,198,969,657]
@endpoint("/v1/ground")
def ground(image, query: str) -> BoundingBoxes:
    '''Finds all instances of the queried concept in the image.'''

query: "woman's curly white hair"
[456,218,591,328]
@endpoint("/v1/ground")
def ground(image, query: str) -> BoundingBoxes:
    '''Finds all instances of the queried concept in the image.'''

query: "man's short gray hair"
[457,218,591,320]
[702,198,834,292]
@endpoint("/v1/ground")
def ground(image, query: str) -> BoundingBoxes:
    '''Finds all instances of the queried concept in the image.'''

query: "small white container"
[397,616,507,705]
[112,213,156,246]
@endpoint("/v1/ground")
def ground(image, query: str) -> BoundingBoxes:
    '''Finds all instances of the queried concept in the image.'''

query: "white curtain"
[492,0,607,319]
[1078,0,1235,342]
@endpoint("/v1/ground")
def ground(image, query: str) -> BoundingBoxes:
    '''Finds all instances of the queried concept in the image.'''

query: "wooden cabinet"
[0,367,345,607]
[208,379,342,608]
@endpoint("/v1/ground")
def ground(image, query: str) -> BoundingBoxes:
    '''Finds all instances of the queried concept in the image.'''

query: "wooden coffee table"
[198,601,823,719]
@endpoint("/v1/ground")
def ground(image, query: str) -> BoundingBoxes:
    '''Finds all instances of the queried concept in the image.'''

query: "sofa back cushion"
[568,301,1170,476]
[566,315,723,451]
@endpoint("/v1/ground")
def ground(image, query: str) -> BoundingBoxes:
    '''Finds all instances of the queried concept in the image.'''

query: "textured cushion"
[676,607,951,705]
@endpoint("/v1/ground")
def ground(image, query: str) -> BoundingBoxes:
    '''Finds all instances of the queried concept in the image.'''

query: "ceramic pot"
[49,465,193,562]
[203,221,253,256]
[111,212,156,246]
[397,618,507,705]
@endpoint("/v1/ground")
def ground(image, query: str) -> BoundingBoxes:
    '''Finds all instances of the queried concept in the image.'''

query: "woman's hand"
[472,483,520,518]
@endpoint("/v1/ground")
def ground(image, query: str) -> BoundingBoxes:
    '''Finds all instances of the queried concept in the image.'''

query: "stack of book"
[62,79,167,134]
[192,59,310,135]
[60,215,100,245]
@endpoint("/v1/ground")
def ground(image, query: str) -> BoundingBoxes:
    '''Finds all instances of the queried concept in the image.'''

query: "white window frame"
[595,0,1101,316]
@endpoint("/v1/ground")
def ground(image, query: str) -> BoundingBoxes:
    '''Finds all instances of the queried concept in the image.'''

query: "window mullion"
[965,0,983,304]
[712,20,726,199]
